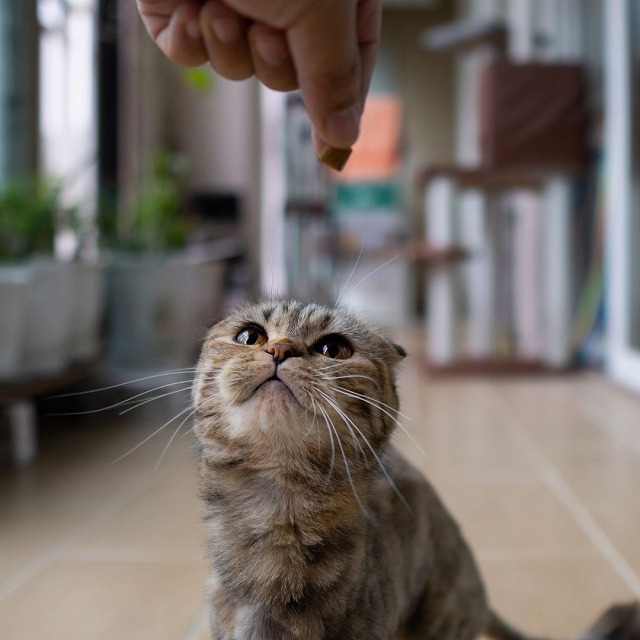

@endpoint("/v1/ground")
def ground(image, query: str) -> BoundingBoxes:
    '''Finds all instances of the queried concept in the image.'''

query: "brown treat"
[318,146,352,171]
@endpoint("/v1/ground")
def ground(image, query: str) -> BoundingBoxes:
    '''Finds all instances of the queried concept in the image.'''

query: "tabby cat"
[193,300,640,640]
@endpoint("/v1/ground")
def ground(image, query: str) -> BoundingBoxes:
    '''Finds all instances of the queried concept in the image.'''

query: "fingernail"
[326,107,360,147]
[185,20,200,40]
[211,17,242,44]
[312,130,327,157]
[254,33,289,66]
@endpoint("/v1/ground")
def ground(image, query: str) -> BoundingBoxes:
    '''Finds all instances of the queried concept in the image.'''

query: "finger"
[311,0,381,156]
[357,0,382,100]
[248,23,298,92]
[199,0,255,81]
[286,0,363,150]
[222,0,314,29]
[137,0,208,66]
[223,0,376,148]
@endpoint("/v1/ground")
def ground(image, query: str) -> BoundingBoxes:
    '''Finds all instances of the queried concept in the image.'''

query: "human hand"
[136,0,381,160]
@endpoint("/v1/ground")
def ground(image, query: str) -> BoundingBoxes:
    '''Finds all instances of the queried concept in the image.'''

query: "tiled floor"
[1,344,639,639]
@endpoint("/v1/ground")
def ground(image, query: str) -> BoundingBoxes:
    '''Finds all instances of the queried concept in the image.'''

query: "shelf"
[421,18,508,54]
[422,357,572,376]
[0,355,104,404]
[415,164,580,193]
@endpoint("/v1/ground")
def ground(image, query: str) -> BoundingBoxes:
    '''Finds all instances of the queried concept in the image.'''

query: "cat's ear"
[393,343,407,358]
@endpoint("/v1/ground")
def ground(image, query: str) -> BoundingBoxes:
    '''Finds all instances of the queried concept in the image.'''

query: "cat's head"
[193,300,406,462]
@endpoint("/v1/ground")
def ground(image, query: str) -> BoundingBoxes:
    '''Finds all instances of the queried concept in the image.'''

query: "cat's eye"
[235,326,268,346]
[314,335,353,360]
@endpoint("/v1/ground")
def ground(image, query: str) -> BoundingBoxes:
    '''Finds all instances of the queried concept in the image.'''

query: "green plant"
[0,178,62,261]
[105,151,190,254]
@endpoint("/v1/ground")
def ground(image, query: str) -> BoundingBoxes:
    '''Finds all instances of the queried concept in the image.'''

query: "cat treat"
[194,301,640,640]
[318,145,352,171]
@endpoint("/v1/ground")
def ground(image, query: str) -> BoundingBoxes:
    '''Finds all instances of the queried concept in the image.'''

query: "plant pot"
[0,264,31,380]
[106,253,225,374]
[21,258,75,376]
[69,261,106,361]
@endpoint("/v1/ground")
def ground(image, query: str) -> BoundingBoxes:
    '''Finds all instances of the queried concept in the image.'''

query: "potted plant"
[104,152,225,375]
[0,255,30,381]
[0,178,79,378]
[66,209,107,364]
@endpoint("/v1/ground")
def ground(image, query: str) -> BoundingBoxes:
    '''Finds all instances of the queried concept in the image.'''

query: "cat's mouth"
[259,374,283,388]
[253,372,298,402]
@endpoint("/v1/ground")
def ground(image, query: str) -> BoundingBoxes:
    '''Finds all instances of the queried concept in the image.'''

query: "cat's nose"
[267,342,299,364]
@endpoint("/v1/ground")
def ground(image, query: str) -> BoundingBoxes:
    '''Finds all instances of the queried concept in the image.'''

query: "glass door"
[630,0,640,353]
[605,0,640,392]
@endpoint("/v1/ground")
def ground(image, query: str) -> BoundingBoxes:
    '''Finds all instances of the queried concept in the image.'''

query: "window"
[39,0,98,257]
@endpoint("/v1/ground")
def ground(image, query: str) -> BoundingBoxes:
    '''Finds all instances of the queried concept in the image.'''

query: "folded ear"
[393,343,407,358]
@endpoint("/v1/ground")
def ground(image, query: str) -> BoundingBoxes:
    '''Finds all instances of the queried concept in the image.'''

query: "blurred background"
[1,0,640,638]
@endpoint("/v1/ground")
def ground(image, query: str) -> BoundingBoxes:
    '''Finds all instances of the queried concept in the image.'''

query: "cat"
[193,299,640,640]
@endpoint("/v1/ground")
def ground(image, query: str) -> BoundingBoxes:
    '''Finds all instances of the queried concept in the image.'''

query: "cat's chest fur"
[201,451,367,600]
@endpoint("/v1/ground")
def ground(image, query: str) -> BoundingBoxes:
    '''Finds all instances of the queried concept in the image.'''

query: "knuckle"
[227,0,314,29]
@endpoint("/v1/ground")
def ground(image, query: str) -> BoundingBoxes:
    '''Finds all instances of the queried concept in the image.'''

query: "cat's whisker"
[335,241,365,308]
[305,391,336,481]
[48,379,195,417]
[339,252,405,306]
[329,386,428,460]
[304,389,321,438]
[229,387,247,406]
[314,400,366,514]
[353,432,411,513]
[155,404,198,469]
[389,421,429,461]
[118,383,195,416]
[349,421,411,513]
[314,364,351,380]
[313,397,338,467]
[49,368,198,399]
[109,401,197,466]
[316,389,410,512]
[319,373,381,388]
[195,371,219,381]
[315,389,369,465]
[316,363,348,374]
[330,386,412,424]
[302,391,320,435]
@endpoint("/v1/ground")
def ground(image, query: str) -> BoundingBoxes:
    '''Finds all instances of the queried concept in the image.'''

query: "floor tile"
[68,469,203,562]
[481,556,636,638]
[433,481,599,560]
[0,510,85,585]
[0,560,207,640]
[2,353,640,640]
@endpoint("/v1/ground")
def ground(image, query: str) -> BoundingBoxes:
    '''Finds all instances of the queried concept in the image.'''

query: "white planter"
[21,259,75,376]
[107,253,225,373]
[0,264,31,380]
[69,261,106,361]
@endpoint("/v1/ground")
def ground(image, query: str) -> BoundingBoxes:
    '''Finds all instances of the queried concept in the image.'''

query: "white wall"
[170,74,259,192]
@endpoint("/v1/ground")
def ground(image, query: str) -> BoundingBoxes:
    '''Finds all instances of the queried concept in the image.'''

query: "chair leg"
[7,400,37,466]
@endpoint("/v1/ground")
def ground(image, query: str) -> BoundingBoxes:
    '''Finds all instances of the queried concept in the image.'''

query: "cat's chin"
[225,388,313,442]
[253,378,299,404]
[256,377,292,394]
